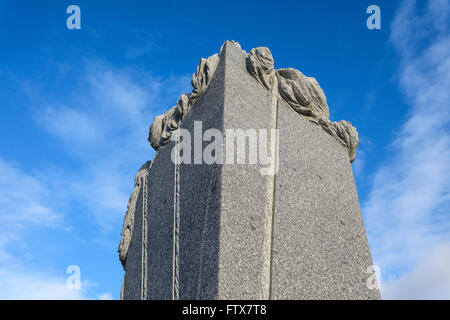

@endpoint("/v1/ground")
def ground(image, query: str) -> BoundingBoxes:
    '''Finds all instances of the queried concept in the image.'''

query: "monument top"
[148,40,359,162]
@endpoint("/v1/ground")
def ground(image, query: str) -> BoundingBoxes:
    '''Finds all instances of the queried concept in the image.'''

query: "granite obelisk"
[118,41,380,300]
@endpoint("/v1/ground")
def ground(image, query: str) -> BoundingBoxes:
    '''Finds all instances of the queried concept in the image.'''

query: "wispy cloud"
[34,60,190,231]
[0,159,80,300]
[382,242,450,299]
[0,249,104,300]
[0,267,87,300]
[1,57,191,299]
[0,158,62,251]
[97,292,114,300]
[124,30,161,59]
[39,106,102,147]
[363,0,450,299]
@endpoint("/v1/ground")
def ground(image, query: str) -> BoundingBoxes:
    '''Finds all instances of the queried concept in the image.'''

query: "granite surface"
[121,40,379,300]
[218,41,272,299]
[145,142,175,300]
[122,180,143,300]
[177,47,226,299]
[270,99,380,299]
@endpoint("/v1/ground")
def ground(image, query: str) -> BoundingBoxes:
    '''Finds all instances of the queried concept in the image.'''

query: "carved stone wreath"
[147,41,359,162]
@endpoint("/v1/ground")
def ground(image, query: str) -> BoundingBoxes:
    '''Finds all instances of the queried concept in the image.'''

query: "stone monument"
[118,40,380,300]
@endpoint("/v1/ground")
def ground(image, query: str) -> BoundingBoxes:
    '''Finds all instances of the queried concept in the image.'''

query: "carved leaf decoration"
[148,41,359,162]
[277,68,329,121]
[246,47,275,91]
[118,161,151,269]
[245,46,357,162]
[191,54,219,101]
[319,119,359,162]
[149,53,220,151]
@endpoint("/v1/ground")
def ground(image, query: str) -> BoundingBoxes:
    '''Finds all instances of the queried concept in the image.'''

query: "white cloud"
[39,106,102,147]
[34,61,191,231]
[0,157,117,300]
[0,159,85,300]
[0,267,88,300]
[382,243,450,300]
[364,0,450,299]
[0,255,106,300]
[0,158,62,249]
[97,292,114,300]
[1,57,191,299]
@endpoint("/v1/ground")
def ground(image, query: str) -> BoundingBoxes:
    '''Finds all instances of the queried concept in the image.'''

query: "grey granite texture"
[121,134,176,300]
[177,40,272,299]
[218,41,272,299]
[244,46,359,162]
[145,142,175,300]
[149,42,359,163]
[177,58,225,298]
[246,47,275,91]
[120,40,379,300]
[276,68,329,120]
[270,99,380,299]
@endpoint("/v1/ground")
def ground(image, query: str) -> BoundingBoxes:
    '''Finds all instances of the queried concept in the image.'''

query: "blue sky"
[0,0,448,299]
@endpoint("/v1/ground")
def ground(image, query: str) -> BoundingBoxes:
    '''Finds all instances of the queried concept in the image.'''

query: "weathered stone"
[319,119,359,162]
[191,54,220,101]
[277,68,329,120]
[217,41,273,299]
[246,47,275,91]
[118,161,151,268]
[271,100,378,299]
[148,43,358,163]
[145,141,175,300]
[120,165,146,300]
[148,53,220,151]
[120,40,378,300]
